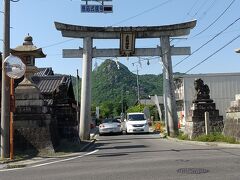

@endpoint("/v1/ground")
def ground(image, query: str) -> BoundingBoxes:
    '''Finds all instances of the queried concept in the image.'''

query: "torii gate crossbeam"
[55,20,196,139]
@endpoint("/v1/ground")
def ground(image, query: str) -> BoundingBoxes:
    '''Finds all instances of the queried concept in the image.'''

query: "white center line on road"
[0,149,99,172]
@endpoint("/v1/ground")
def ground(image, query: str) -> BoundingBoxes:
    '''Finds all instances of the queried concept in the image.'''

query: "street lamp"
[235,48,240,53]
[4,54,26,160]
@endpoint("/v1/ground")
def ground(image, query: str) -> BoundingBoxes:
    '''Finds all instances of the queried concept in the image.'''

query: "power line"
[191,0,209,18]
[183,0,199,21]
[197,0,217,21]
[111,0,174,26]
[41,0,174,49]
[185,33,240,74]
[191,0,236,38]
[172,0,218,46]
[41,39,75,49]
[173,17,240,68]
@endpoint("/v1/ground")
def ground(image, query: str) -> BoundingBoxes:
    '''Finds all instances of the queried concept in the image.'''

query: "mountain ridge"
[91,59,163,106]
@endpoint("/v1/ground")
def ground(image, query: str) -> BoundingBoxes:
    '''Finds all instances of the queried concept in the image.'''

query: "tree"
[100,101,114,118]
[127,104,145,113]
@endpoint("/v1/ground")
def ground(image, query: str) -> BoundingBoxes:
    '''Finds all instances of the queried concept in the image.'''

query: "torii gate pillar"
[80,37,92,140]
[55,20,197,139]
[161,36,178,136]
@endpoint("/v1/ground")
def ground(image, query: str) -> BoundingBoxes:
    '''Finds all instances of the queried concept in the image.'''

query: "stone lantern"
[10,36,57,152]
[11,35,46,80]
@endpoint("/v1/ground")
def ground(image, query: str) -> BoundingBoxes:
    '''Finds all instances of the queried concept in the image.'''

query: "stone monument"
[185,78,224,139]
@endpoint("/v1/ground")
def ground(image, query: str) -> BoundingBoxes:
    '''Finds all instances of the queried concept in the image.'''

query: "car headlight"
[99,125,105,128]
[127,123,132,127]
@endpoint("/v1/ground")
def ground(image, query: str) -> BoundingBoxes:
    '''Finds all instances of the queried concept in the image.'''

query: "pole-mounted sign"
[81,0,113,13]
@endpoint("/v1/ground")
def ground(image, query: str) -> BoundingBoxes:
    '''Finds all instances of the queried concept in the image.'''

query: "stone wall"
[223,94,240,141]
[54,104,78,139]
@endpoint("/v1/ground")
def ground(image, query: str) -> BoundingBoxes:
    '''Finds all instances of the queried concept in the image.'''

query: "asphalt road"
[1,133,240,180]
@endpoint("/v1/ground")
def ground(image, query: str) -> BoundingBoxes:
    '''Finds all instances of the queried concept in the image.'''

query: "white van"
[125,112,149,133]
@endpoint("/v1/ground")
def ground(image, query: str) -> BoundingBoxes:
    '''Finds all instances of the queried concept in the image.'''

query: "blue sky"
[0,0,240,76]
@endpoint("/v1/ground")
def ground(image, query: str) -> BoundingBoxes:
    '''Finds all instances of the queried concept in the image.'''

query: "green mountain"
[71,59,185,117]
[91,59,163,107]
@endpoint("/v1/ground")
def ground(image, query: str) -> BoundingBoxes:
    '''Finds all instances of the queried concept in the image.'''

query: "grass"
[177,131,189,140]
[193,132,239,144]
[176,131,239,144]
[0,149,37,164]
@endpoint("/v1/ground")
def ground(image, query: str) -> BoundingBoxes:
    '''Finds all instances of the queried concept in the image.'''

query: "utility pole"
[136,66,140,104]
[1,0,10,158]
[76,69,80,132]
[121,88,124,114]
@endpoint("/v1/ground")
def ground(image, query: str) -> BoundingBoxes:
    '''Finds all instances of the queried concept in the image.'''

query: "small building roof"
[35,68,54,76]
[32,75,70,94]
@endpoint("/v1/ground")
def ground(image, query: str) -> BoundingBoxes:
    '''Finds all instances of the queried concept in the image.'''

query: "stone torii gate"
[55,20,196,139]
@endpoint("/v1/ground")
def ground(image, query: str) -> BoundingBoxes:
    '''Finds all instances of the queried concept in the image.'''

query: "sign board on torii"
[55,20,197,140]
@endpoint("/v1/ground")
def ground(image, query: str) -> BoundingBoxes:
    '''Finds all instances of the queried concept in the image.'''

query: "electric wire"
[40,0,175,50]
[185,33,240,73]
[110,0,173,26]
[2,0,237,76]
[172,0,217,46]
[191,0,209,18]
[183,0,199,21]
[173,17,240,68]
[192,0,236,38]
[41,39,76,49]
[40,0,174,49]
[197,0,218,21]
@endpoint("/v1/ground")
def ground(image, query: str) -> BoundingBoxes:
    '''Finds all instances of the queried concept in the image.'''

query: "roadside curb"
[167,136,240,148]
[0,138,96,170]
[39,139,96,158]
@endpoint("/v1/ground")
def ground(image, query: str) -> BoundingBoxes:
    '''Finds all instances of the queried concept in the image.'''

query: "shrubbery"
[176,131,239,144]
[193,133,239,144]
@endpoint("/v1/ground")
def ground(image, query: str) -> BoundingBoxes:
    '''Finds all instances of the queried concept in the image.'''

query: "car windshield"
[102,119,120,124]
[128,114,145,121]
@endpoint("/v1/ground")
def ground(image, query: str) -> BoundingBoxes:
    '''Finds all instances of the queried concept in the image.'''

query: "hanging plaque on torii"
[55,20,197,140]
[120,32,135,56]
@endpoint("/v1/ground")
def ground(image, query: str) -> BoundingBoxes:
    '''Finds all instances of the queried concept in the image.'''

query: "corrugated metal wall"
[182,73,240,122]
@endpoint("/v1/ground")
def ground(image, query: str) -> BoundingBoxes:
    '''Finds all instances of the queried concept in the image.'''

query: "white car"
[125,113,149,134]
[99,118,122,135]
